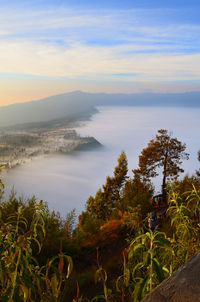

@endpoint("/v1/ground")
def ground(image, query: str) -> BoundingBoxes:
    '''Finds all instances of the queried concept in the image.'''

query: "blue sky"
[4,0,200,9]
[0,0,200,104]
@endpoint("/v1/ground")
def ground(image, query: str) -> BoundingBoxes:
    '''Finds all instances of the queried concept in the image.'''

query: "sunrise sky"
[1,0,200,105]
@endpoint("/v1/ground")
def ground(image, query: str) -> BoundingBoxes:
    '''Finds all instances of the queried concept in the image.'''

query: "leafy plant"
[167,185,200,269]
[0,201,73,301]
[127,228,171,301]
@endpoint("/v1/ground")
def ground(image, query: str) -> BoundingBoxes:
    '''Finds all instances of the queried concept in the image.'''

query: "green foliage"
[167,185,200,269]
[121,205,143,235]
[127,229,171,301]
[173,175,200,196]
[0,200,73,301]
[0,194,76,265]
[1,140,200,301]
[65,208,76,237]
[87,152,128,220]
[136,129,189,199]
[120,171,153,218]
[93,249,118,302]
[76,211,103,245]
[118,184,200,301]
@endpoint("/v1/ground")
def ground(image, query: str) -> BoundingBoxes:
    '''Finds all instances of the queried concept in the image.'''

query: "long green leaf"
[136,276,149,301]
[152,258,165,282]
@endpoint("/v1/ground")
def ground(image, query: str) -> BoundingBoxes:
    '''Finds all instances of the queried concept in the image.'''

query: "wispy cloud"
[0,2,200,88]
[1,39,200,82]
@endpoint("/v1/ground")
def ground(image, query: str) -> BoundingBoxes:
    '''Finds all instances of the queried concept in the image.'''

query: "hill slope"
[0,91,200,128]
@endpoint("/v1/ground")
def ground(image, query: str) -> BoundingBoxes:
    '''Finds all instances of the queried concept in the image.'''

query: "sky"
[1,0,200,105]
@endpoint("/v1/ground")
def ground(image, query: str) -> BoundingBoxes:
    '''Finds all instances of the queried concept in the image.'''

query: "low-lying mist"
[3,106,200,217]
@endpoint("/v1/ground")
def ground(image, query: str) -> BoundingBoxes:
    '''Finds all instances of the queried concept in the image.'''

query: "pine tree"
[87,152,128,220]
[120,171,153,218]
[136,129,189,202]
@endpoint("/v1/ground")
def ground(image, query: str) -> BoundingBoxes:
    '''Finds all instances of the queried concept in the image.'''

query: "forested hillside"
[0,129,200,301]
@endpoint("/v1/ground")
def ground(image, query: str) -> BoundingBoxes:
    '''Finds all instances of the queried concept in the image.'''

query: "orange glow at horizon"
[1,78,200,107]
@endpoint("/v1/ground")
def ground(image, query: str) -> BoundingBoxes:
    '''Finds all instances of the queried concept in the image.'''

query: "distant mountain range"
[0,90,200,128]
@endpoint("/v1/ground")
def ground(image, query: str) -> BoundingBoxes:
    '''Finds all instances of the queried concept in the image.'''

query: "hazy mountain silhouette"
[0,91,200,128]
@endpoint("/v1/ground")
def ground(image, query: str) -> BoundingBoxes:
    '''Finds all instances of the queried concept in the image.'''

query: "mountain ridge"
[0,90,200,128]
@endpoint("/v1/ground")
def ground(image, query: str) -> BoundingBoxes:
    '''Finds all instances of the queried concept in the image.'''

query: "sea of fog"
[2,106,200,217]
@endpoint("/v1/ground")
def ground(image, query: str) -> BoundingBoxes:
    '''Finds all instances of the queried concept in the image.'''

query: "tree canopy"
[86,151,128,220]
[135,129,189,201]
[120,171,153,218]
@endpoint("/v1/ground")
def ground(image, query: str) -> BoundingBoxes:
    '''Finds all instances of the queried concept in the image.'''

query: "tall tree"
[136,129,189,202]
[120,171,154,218]
[87,152,128,220]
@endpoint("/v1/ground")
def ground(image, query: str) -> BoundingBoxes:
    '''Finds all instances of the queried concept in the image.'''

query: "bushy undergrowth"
[1,183,200,301]
[0,201,73,302]
[1,152,200,301]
